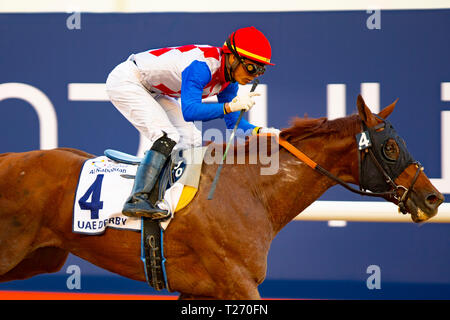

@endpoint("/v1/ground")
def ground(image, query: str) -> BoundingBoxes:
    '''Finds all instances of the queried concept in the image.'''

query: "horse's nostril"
[426,193,444,208]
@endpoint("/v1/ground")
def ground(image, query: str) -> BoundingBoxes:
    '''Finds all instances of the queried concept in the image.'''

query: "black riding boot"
[122,134,176,220]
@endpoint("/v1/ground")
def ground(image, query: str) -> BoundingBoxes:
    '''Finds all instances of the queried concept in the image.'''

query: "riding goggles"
[240,59,266,75]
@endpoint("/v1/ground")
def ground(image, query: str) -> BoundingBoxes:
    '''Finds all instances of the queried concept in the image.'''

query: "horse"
[0,95,444,299]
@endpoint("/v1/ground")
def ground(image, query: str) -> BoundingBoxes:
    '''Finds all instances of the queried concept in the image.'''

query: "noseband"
[277,115,423,215]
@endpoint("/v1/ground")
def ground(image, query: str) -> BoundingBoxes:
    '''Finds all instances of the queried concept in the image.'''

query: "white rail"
[296,201,450,223]
[1,0,449,13]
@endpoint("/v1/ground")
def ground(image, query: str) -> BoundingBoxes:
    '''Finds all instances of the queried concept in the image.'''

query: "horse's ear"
[378,98,398,119]
[356,94,377,127]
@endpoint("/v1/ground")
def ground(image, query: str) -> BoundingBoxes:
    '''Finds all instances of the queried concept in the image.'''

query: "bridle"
[276,115,423,215]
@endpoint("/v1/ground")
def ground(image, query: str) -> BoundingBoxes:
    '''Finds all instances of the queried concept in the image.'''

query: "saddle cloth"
[72,146,208,235]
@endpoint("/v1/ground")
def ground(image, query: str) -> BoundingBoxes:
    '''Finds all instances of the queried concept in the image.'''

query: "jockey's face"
[228,55,263,85]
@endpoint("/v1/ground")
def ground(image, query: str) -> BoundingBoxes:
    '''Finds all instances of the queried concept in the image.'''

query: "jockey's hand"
[226,92,261,113]
[254,127,281,136]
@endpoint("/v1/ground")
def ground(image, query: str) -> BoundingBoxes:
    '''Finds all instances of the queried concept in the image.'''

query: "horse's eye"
[382,138,400,161]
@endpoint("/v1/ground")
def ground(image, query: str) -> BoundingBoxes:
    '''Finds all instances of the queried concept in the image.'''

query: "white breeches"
[105,60,202,151]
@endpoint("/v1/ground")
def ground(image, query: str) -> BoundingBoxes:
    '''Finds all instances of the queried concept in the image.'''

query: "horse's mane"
[280,114,361,141]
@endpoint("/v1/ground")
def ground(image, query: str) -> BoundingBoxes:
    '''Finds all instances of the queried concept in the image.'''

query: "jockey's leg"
[106,60,181,144]
[106,60,179,219]
[122,133,176,219]
[155,95,203,150]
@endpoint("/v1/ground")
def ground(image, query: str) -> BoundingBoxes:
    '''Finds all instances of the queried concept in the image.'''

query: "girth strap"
[141,218,167,291]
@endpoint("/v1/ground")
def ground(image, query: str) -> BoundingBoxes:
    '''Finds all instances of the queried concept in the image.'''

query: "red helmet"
[222,26,274,66]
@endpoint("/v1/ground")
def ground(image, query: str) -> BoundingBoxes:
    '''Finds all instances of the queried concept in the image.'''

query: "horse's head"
[356,94,445,222]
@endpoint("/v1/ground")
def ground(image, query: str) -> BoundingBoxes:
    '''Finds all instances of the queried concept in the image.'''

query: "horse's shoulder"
[52,147,96,159]
[0,148,95,164]
[0,152,13,158]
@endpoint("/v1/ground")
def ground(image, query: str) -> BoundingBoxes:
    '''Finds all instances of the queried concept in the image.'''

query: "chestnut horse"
[0,95,444,299]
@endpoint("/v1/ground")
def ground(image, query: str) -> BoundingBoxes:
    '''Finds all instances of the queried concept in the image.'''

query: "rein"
[277,137,396,198]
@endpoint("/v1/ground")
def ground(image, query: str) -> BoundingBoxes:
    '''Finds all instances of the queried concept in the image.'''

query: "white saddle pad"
[73,157,140,234]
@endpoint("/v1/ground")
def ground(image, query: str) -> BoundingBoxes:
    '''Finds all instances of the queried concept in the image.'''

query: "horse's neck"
[260,133,358,233]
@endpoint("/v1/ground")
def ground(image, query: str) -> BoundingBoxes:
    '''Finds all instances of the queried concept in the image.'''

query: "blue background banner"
[1,10,449,299]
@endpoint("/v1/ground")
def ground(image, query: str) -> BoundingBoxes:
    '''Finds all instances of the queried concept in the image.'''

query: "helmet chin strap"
[224,53,239,83]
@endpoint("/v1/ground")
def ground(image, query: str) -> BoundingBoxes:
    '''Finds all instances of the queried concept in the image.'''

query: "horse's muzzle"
[408,190,445,222]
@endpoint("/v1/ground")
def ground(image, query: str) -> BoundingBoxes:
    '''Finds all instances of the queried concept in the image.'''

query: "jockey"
[106,26,280,220]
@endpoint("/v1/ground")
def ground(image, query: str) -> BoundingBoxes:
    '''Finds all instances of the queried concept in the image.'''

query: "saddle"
[105,149,176,200]
[105,149,199,214]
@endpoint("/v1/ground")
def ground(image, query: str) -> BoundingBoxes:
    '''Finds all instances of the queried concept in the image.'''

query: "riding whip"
[207,79,259,200]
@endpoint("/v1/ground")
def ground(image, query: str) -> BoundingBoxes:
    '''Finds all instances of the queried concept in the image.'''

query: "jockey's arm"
[218,82,280,136]
[180,61,226,122]
[218,83,257,134]
[180,61,257,134]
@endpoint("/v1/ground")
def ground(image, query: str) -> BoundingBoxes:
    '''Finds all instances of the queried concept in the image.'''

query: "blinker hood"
[359,120,416,193]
